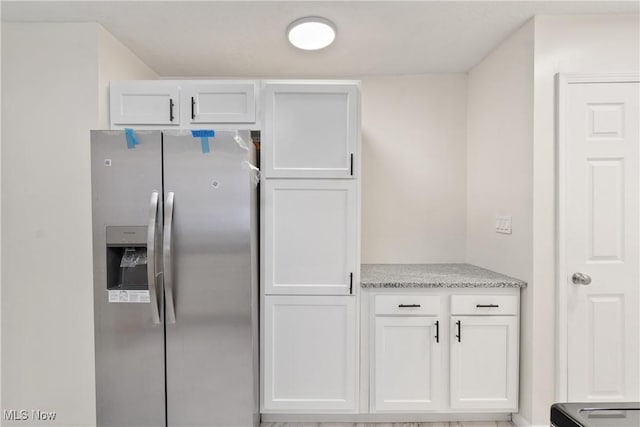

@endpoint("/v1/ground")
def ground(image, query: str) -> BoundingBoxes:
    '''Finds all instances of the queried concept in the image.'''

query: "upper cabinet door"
[110,81,180,126]
[184,81,257,124]
[262,82,360,178]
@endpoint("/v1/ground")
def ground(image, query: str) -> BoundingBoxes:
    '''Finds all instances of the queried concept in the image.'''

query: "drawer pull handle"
[434,320,439,343]
[398,304,421,308]
[456,320,461,342]
[476,304,499,308]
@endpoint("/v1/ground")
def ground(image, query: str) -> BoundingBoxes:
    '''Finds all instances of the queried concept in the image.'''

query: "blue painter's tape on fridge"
[124,128,139,149]
[191,130,215,154]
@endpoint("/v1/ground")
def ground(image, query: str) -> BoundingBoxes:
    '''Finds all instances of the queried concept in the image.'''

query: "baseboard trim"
[512,412,547,427]
[262,413,512,422]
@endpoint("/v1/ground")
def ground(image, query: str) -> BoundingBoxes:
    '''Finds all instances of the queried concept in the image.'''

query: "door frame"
[555,72,640,401]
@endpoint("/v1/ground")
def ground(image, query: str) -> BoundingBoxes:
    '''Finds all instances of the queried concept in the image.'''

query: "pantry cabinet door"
[263,179,357,295]
[262,82,359,178]
[183,81,257,124]
[373,316,442,411]
[262,296,357,412]
[110,81,180,126]
[450,316,519,411]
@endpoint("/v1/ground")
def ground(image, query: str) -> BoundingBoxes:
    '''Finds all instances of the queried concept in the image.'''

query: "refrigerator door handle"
[147,191,161,324]
[163,191,176,324]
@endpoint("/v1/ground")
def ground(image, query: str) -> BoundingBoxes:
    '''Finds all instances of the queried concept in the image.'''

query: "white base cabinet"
[369,289,520,414]
[262,296,358,413]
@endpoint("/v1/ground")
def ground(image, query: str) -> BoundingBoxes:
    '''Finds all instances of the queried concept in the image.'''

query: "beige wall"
[361,74,467,263]
[465,19,535,425]
[529,14,640,427]
[1,22,156,427]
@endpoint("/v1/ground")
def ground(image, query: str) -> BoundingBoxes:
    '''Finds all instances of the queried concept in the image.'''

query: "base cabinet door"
[263,296,357,412]
[450,316,518,410]
[373,317,442,411]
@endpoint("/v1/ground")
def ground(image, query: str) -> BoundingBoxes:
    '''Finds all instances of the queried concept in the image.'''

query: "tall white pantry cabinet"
[260,81,361,413]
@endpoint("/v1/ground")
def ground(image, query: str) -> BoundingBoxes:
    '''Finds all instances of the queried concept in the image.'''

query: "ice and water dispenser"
[105,226,149,294]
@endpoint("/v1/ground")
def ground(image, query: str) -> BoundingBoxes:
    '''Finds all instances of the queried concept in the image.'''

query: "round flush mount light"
[287,17,336,50]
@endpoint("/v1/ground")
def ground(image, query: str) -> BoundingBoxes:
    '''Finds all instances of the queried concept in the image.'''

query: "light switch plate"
[495,215,512,234]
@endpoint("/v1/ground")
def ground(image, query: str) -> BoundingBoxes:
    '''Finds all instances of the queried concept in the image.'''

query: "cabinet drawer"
[451,295,518,315]
[375,295,440,316]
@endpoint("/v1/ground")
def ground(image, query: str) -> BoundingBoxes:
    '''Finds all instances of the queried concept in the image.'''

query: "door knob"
[572,272,592,285]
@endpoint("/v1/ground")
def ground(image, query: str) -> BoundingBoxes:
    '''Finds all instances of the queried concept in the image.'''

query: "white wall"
[465,19,535,424]
[361,74,467,263]
[1,22,156,426]
[529,14,640,427]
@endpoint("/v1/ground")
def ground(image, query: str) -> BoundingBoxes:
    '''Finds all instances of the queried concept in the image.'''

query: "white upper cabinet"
[450,315,519,411]
[110,81,180,126]
[263,179,357,295]
[183,81,257,124]
[262,295,357,413]
[262,82,359,178]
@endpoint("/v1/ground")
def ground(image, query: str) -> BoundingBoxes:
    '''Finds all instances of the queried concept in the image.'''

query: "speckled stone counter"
[361,264,527,288]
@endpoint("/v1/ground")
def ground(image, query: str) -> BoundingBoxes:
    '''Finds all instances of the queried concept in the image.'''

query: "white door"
[263,179,357,295]
[110,81,180,126]
[262,82,359,178]
[450,316,518,410]
[262,296,357,412]
[183,81,256,124]
[564,80,639,401]
[373,316,442,411]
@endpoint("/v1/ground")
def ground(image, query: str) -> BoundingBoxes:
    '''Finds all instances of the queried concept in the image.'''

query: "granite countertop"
[361,263,527,288]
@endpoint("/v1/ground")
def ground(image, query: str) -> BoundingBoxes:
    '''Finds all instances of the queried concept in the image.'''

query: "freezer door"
[163,130,258,427]
[90,130,165,427]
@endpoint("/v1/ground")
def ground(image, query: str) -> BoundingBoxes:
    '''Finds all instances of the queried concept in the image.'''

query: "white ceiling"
[2,1,638,77]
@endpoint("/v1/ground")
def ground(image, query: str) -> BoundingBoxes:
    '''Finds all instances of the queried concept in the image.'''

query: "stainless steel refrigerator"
[90,129,258,427]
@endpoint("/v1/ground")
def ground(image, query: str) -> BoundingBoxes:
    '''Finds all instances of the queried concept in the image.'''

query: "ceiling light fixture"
[287,17,336,51]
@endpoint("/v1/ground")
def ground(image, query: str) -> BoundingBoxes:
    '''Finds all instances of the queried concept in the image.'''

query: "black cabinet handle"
[169,98,175,122]
[191,96,196,120]
[435,320,439,343]
[476,304,499,308]
[349,272,353,294]
[349,153,354,176]
[398,304,421,308]
[455,320,461,342]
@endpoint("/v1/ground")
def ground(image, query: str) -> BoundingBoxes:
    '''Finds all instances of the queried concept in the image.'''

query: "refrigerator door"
[91,130,165,427]
[163,130,258,427]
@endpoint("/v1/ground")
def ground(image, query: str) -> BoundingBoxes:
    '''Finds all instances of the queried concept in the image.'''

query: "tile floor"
[261,422,515,427]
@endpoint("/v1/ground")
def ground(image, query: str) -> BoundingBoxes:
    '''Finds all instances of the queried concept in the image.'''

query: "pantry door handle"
[455,320,461,342]
[435,320,440,343]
